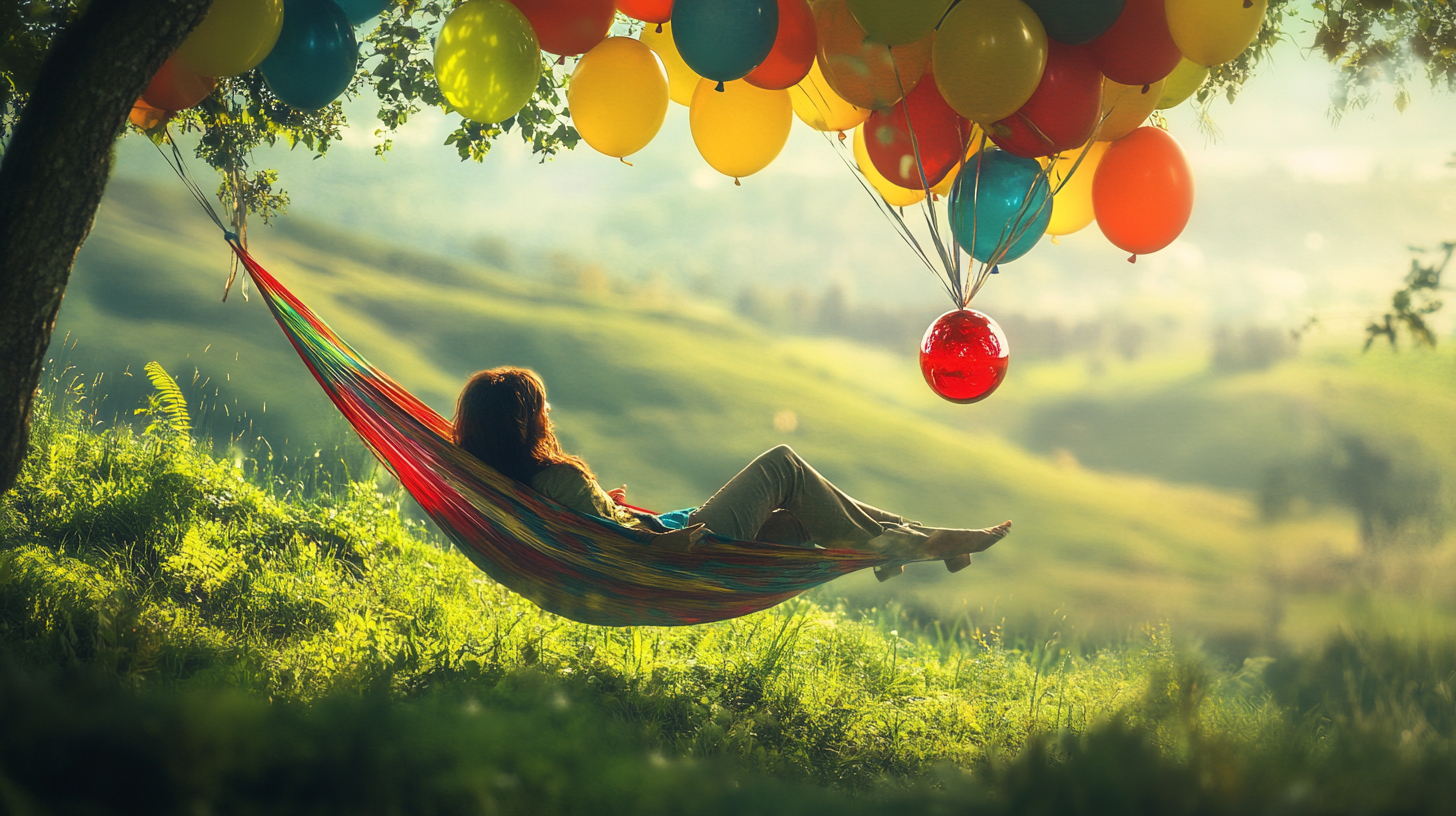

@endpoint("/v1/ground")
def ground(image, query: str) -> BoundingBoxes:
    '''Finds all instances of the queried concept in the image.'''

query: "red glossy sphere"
[919,309,1009,403]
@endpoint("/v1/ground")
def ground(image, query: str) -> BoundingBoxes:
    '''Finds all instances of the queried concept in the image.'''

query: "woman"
[452,367,1010,577]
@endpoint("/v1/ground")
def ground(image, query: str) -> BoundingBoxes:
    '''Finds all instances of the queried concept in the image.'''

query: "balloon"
[1097,77,1163,141]
[335,0,393,25]
[259,0,358,111]
[1021,0,1124,45]
[745,0,816,90]
[673,0,779,85]
[813,0,930,110]
[987,41,1101,159]
[853,126,926,207]
[1092,126,1193,255]
[143,58,217,111]
[847,0,951,47]
[1042,139,1109,236]
[568,37,669,158]
[1090,0,1181,86]
[434,0,542,124]
[1156,58,1209,109]
[932,0,1047,124]
[929,128,986,196]
[950,148,1051,263]
[788,58,869,132]
[1166,0,1268,67]
[920,309,1009,404]
[507,0,615,56]
[174,0,284,77]
[690,79,792,180]
[129,98,171,131]
[864,69,969,190]
[640,23,703,106]
[617,0,672,24]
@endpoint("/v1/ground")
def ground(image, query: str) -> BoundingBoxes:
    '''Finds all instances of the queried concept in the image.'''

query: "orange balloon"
[129,98,171,131]
[812,0,930,110]
[1092,126,1193,256]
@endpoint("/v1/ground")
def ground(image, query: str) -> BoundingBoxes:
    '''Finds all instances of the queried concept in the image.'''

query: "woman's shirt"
[530,463,639,527]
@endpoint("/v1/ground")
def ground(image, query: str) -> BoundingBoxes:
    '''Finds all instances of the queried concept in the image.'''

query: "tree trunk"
[0,0,213,495]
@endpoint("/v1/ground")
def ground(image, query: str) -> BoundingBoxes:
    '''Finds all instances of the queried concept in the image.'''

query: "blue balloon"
[950,149,1051,264]
[673,0,779,85]
[335,0,393,26]
[1022,0,1125,45]
[259,0,359,111]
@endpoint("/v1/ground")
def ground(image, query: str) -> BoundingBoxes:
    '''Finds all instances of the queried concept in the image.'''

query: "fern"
[138,361,192,439]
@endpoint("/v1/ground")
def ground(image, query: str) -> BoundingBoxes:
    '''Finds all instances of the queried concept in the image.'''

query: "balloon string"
[822,130,958,305]
[890,49,961,307]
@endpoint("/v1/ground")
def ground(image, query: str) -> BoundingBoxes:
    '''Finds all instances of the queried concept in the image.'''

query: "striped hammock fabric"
[234,245,898,626]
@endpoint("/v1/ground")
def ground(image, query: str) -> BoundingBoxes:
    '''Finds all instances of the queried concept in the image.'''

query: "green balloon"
[1157,58,1210,110]
[846,0,950,46]
[433,0,541,124]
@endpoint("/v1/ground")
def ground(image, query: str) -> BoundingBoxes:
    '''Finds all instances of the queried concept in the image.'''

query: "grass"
[4,379,1456,813]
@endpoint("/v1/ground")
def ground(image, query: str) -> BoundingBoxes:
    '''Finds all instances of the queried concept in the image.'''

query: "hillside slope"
[52,180,1441,644]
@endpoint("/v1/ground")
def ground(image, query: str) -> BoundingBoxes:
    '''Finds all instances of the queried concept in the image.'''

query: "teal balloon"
[950,149,1051,264]
[259,0,359,110]
[335,0,393,25]
[673,0,779,84]
[1023,0,1125,45]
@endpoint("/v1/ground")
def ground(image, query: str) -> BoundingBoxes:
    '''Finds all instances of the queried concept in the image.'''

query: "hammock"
[229,244,903,626]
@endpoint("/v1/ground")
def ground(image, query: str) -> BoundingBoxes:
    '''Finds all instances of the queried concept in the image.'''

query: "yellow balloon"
[1166,0,1269,67]
[1042,141,1109,237]
[568,38,669,158]
[690,79,793,180]
[434,0,542,124]
[932,0,1047,124]
[854,126,925,207]
[174,0,283,77]
[1097,77,1164,142]
[640,22,701,106]
[788,59,869,133]
[1156,58,1210,109]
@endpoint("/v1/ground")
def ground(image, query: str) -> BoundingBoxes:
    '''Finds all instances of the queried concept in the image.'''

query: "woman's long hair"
[452,367,593,484]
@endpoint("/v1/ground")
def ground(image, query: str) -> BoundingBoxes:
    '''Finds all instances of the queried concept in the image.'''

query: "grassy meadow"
[54,181,1456,649]
[4,385,1456,814]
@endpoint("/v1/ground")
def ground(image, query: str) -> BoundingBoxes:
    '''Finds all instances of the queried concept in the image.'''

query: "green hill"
[51,180,1455,646]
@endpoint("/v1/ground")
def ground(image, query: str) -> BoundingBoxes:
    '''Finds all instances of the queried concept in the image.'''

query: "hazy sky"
[113,33,1456,330]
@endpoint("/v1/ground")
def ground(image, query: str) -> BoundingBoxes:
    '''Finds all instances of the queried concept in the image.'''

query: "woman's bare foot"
[927,521,1012,562]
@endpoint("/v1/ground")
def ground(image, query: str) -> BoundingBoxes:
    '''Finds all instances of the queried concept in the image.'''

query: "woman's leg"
[688,445,912,547]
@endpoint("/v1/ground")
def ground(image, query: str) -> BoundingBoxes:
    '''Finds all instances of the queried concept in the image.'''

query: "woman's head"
[453,367,589,483]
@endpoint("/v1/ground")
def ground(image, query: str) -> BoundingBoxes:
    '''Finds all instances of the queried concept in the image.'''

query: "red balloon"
[1092,126,1193,255]
[920,309,1009,404]
[745,0,816,90]
[1090,0,1180,86]
[510,0,616,56]
[142,57,217,111]
[617,0,673,25]
[864,69,970,190]
[988,41,1102,159]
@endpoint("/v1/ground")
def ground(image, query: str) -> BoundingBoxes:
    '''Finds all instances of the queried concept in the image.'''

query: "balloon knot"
[656,23,664,33]
[931,193,940,202]
[1243,0,1253,6]
[1141,84,1150,94]
[734,178,741,187]
[837,131,847,142]
[556,55,565,66]
[620,157,634,167]
[1051,235,1061,245]
[990,265,1000,275]
[715,81,725,92]
[1128,254,1137,263]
